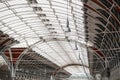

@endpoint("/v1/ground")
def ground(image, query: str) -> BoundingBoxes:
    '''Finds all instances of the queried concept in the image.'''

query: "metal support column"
[8,48,15,80]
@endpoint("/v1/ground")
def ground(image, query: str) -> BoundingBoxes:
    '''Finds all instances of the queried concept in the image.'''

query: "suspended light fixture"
[66,0,71,32]
[75,41,78,50]
[67,18,71,32]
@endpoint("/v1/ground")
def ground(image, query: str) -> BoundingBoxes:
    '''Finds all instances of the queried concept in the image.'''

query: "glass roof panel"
[0,10,13,17]
[8,0,28,5]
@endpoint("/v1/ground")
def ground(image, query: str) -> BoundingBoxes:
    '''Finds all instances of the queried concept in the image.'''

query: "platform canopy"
[0,0,91,76]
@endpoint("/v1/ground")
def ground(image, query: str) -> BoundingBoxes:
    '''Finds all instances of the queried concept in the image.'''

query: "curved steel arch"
[52,63,89,77]
[14,37,105,76]
[84,2,119,29]
[14,37,87,71]
[89,47,105,69]
[0,47,11,70]
[88,5,119,64]
[91,0,120,30]
[87,0,119,63]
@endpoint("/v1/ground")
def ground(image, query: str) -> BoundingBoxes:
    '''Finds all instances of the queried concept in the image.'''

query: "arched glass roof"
[0,0,90,76]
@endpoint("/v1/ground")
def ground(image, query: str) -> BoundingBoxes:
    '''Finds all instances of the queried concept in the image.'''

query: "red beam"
[90,47,105,60]
[4,48,26,64]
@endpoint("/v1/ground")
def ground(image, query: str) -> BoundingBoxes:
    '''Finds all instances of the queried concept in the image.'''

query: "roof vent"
[45,24,52,26]
[28,0,37,4]
[42,19,49,22]
[38,14,46,17]
[50,31,57,34]
[48,28,55,30]
[39,37,43,39]
[33,7,42,11]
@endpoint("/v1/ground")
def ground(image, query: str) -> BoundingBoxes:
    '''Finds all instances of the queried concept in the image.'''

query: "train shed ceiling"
[0,0,90,76]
